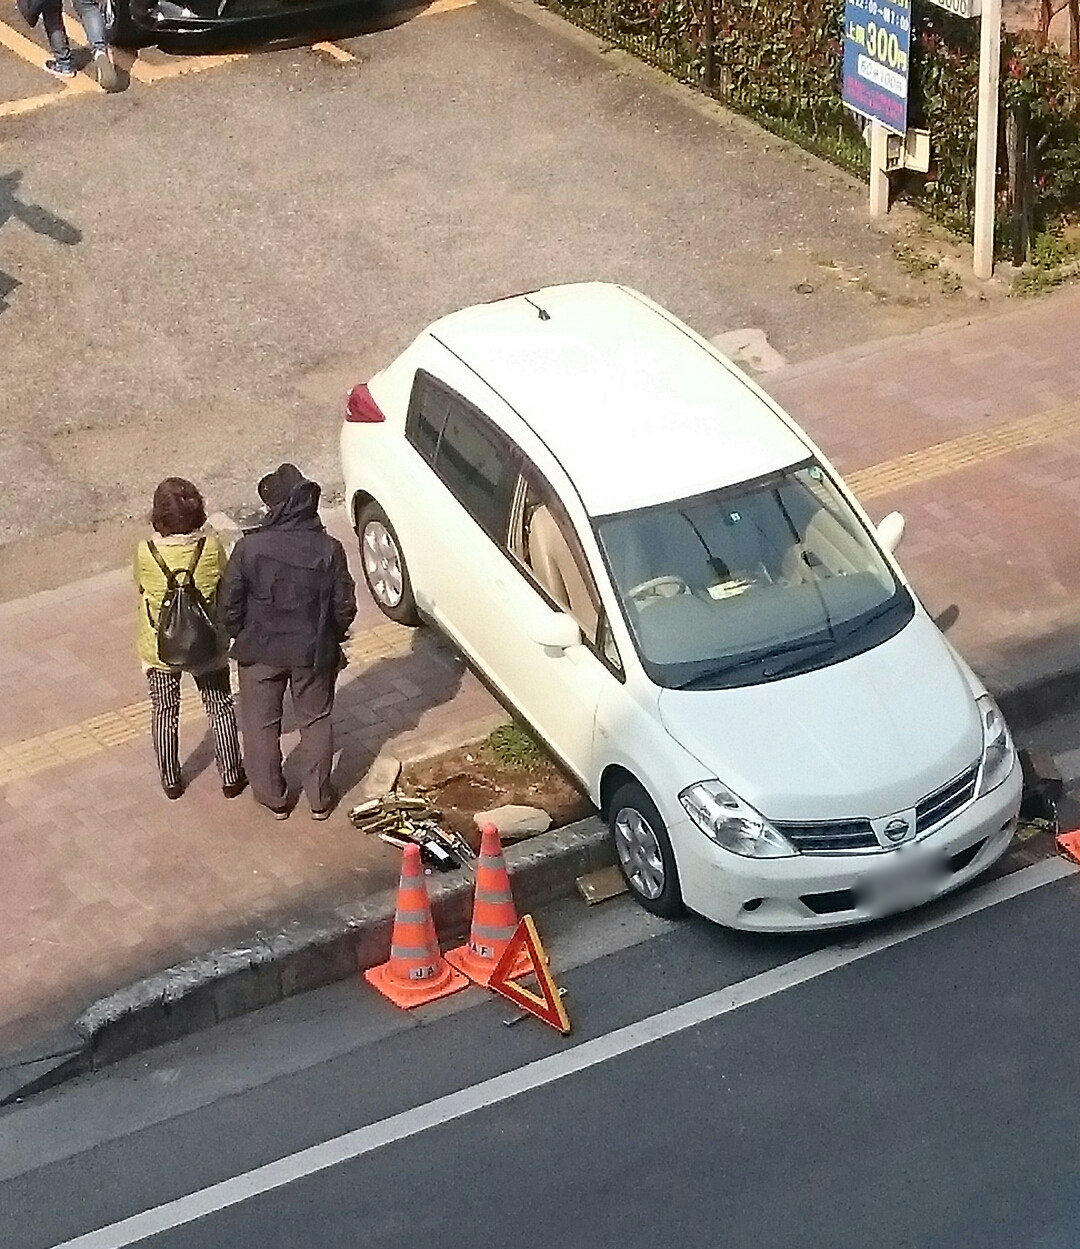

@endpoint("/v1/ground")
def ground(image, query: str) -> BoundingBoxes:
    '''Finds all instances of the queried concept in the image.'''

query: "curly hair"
[151,478,207,537]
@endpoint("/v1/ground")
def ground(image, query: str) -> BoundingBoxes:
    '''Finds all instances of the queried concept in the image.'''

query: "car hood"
[657,614,983,822]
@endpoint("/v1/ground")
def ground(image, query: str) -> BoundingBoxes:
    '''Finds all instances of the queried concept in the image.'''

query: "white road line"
[49,857,1076,1249]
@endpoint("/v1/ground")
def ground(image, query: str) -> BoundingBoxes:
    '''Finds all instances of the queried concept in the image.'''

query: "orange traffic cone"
[364,844,468,1009]
[446,824,532,987]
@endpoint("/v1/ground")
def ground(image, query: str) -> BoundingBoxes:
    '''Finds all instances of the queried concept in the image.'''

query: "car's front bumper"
[673,760,1023,932]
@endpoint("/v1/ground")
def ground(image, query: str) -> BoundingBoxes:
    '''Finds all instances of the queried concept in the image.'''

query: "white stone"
[473,804,552,840]
[708,328,787,374]
[357,753,402,801]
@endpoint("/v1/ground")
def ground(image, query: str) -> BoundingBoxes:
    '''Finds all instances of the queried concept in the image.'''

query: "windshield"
[594,460,914,689]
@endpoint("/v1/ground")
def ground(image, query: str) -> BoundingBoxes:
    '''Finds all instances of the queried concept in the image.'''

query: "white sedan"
[340,282,1021,931]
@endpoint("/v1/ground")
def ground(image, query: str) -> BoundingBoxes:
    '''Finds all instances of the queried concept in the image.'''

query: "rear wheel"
[357,501,419,626]
[101,0,146,47]
[609,780,684,918]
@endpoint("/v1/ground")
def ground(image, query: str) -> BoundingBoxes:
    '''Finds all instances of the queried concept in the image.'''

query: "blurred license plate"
[857,851,946,911]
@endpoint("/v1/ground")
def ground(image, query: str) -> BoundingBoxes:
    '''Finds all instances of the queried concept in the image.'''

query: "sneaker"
[163,780,184,800]
[311,788,337,821]
[222,774,249,799]
[93,49,121,92]
[45,59,77,80]
[268,805,290,820]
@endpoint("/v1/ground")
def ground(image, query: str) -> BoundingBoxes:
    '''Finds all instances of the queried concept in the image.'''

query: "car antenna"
[523,297,551,321]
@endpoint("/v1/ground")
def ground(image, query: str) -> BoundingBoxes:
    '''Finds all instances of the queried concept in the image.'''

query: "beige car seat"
[528,505,599,638]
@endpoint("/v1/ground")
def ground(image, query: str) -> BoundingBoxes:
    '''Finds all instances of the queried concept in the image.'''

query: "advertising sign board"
[842,0,912,136]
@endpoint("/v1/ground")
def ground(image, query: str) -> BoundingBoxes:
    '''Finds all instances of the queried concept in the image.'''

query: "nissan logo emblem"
[883,817,910,842]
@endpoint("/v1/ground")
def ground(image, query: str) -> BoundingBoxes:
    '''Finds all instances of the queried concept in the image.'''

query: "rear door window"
[405,372,452,466]
[435,399,519,541]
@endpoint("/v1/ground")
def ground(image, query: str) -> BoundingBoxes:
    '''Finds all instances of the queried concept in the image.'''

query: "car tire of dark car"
[357,500,420,627]
[101,0,149,47]
[609,780,684,918]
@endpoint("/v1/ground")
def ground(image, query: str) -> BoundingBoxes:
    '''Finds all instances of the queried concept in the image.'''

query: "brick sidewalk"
[765,284,1080,700]
[0,512,504,1054]
[3,288,1080,1059]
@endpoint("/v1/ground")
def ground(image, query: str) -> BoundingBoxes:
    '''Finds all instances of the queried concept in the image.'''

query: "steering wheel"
[628,575,690,604]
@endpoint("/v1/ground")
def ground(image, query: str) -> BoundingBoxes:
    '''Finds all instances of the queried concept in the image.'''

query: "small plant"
[486,723,545,770]
[1031,230,1068,268]
[893,241,939,278]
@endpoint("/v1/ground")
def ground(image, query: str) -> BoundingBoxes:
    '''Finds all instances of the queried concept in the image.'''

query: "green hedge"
[542,0,1080,246]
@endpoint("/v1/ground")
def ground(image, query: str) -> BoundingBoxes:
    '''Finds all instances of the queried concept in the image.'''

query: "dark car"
[101,0,359,42]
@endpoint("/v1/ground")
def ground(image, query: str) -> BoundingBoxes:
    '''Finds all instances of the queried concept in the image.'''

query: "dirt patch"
[400,737,593,846]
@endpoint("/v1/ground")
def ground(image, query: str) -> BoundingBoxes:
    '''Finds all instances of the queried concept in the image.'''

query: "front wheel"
[609,781,684,918]
[357,501,419,626]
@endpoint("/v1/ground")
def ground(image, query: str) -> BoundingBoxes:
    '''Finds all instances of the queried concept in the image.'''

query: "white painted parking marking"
[48,856,1076,1249]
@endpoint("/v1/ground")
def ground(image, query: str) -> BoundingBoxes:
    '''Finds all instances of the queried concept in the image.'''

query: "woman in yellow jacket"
[135,478,246,800]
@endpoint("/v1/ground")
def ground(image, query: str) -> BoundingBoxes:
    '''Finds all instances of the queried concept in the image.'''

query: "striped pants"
[146,666,244,790]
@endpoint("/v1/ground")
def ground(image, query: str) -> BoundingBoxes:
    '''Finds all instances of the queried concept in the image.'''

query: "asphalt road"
[3,860,1078,1249]
[0,0,996,596]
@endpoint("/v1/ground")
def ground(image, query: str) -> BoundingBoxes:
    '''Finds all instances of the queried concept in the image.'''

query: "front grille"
[774,819,877,852]
[775,761,980,854]
[916,764,979,834]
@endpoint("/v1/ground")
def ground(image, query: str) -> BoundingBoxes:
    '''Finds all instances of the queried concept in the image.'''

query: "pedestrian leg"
[289,665,337,816]
[194,666,246,793]
[146,667,183,796]
[72,0,120,89]
[40,0,76,77]
[237,663,289,813]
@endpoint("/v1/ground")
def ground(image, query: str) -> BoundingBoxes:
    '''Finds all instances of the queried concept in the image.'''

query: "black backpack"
[145,538,219,670]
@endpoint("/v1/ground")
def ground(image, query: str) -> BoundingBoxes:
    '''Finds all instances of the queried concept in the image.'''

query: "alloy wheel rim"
[362,521,404,608]
[613,806,665,900]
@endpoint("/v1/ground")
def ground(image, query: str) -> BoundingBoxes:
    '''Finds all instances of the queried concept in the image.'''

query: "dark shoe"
[268,805,290,820]
[45,58,77,79]
[163,781,184,800]
[93,49,121,92]
[311,788,338,821]
[222,774,249,799]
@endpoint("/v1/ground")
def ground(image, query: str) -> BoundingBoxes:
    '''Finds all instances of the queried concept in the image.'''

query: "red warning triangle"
[488,915,571,1035]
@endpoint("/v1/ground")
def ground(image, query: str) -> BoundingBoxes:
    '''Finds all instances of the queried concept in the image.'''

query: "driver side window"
[509,467,604,650]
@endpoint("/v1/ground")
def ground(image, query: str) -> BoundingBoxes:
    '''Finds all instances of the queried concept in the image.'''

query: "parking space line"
[312,40,354,60]
[422,0,477,13]
[0,89,71,118]
[125,51,246,82]
[42,857,1077,1249]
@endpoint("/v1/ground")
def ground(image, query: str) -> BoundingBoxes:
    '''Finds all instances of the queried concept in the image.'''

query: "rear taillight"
[345,383,385,423]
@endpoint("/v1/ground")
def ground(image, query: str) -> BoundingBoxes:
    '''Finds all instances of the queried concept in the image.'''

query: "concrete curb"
[0,817,615,1106]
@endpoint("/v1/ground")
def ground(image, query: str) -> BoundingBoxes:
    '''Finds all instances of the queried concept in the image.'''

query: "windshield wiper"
[837,596,904,639]
[760,637,838,679]
[675,634,836,689]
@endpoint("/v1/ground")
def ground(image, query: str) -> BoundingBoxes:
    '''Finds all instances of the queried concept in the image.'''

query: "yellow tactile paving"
[0,623,413,785]
[848,399,1080,502]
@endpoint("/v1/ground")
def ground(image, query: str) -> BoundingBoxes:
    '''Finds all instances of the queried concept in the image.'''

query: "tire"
[357,501,420,626]
[609,780,684,918]
[100,0,147,47]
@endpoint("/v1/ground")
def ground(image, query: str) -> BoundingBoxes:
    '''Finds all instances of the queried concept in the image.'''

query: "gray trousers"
[238,663,336,812]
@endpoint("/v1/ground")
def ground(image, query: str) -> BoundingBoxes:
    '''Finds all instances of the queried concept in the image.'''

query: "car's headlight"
[679,781,796,858]
[975,694,1015,799]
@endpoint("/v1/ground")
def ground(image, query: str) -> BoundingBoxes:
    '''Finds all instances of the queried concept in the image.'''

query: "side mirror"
[877,511,905,554]
[527,608,580,653]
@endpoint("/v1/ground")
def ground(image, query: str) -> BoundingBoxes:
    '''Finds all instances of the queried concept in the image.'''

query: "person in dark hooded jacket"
[219,464,356,819]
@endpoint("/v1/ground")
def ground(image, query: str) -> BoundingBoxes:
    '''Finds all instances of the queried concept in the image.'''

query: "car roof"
[425,282,809,516]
